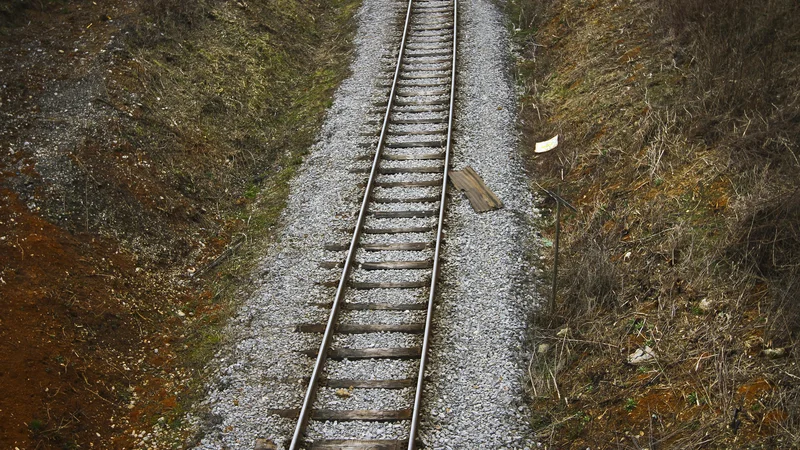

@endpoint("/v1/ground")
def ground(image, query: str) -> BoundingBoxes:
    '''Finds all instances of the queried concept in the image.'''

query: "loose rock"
[253,438,277,450]
[627,346,657,365]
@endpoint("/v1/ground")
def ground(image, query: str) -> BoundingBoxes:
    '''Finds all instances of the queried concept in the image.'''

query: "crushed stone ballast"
[278,0,458,447]
[190,0,540,447]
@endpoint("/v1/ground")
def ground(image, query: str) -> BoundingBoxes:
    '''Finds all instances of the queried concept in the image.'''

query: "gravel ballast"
[417,0,539,446]
[190,0,540,447]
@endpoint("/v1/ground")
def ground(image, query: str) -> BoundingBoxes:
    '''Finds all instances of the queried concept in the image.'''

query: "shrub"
[660,0,800,163]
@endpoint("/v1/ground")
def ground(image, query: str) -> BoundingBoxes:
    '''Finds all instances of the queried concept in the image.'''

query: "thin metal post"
[535,184,575,315]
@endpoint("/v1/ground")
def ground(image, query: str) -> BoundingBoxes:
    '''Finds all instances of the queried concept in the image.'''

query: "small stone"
[627,346,656,365]
[698,298,714,312]
[177,310,186,317]
[335,387,352,398]
[253,438,277,450]
[762,347,788,359]
[537,343,551,354]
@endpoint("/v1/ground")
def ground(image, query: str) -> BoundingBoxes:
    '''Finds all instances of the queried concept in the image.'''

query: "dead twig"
[534,413,580,438]
[539,335,619,348]
[191,233,247,279]
[548,365,561,400]
[84,386,114,405]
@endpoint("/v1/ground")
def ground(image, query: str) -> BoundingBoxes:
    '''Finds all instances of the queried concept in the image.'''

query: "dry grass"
[123,0,352,209]
[0,0,32,24]
[510,0,800,447]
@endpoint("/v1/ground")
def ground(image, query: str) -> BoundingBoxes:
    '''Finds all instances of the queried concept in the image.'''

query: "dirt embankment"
[511,0,800,447]
[0,0,357,447]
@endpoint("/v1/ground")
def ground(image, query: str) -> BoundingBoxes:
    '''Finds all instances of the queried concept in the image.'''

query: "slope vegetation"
[510,0,800,447]
[0,0,357,447]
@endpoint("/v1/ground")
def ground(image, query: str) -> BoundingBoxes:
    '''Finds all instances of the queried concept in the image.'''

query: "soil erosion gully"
[274,0,458,448]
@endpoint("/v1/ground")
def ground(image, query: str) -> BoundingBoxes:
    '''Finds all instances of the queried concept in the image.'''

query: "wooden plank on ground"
[363,226,433,234]
[308,302,427,311]
[351,280,429,289]
[319,261,343,269]
[376,179,442,188]
[383,153,445,161]
[396,88,449,96]
[404,50,450,57]
[400,71,451,80]
[322,378,416,389]
[384,140,445,148]
[268,408,299,418]
[355,151,443,160]
[314,409,412,421]
[295,323,425,334]
[344,302,427,311]
[379,165,443,174]
[311,439,409,449]
[268,409,412,422]
[371,209,438,218]
[373,196,440,204]
[360,260,433,270]
[448,166,503,213]
[362,242,432,251]
[300,347,422,360]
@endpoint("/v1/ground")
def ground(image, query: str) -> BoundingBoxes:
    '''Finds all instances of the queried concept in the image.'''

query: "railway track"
[275,0,458,448]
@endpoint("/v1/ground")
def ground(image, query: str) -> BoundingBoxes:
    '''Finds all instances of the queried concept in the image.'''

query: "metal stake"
[536,183,577,315]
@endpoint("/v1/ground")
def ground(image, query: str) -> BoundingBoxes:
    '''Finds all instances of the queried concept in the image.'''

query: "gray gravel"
[305,422,410,441]
[341,310,427,326]
[334,332,420,349]
[183,0,540,448]
[417,0,539,447]
[325,358,418,380]
[343,288,424,305]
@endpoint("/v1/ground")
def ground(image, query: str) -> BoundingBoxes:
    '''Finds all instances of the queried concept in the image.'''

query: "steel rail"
[287,0,416,447]
[408,0,457,448]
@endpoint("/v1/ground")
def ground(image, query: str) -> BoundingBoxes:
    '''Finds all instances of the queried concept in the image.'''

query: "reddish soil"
[0,2,216,448]
[1,183,131,447]
[1,176,209,449]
